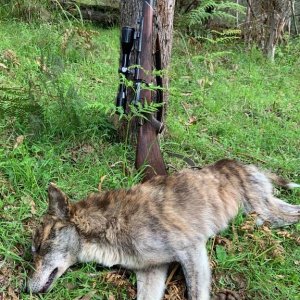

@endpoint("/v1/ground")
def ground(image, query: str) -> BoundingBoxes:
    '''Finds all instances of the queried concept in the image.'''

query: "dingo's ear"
[48,183,70,219]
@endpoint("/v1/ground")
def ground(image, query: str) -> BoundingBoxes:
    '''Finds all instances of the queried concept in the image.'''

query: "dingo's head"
[26,184,80,293]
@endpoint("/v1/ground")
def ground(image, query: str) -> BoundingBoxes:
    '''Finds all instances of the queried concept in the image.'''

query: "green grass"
[0,19,300,300]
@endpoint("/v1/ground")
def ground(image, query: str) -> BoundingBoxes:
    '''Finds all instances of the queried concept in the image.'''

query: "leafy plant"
[192,50,232,74]
[187,0,245,27]
[201,29,241,43]
[180,0,245,42]
[0,83,44,131]
[61,27,99,61]
[36,53,84,136]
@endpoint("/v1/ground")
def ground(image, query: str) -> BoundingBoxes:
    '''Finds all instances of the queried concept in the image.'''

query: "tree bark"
[118,0,175,135]
[291,0,299,35]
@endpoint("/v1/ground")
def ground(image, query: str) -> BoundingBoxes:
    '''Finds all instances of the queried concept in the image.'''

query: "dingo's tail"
[242,166,300,227]
[266,172,300,189]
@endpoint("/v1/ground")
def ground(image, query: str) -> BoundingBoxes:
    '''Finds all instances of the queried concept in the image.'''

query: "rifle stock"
[136,119,167,180]
[135,0,167,181]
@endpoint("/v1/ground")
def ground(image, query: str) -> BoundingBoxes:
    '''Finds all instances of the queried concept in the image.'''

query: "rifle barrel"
[145,0,154,7]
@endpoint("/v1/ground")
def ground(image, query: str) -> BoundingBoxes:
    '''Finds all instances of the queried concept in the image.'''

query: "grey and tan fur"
[26,159,300,299]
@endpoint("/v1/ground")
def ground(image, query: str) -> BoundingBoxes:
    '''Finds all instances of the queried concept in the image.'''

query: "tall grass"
[0,0,54,22]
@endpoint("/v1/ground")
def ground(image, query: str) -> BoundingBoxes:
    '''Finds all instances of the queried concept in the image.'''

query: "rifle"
[116,0,167,181]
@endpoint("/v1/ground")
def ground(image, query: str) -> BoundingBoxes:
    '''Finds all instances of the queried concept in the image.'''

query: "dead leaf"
[275,229,298,244]
[180,76,191,80]
[232,64,239,71]
[181,102,192,118]
[0,172,14,194]
[29,199,36,215]
[276,230,291,238]
[13,135,25,149]
[70,144,95,163]
[22,196,36,215]
[239,212,257,233]
[0,63,8,70]
[181,102,192,110]
[74,291,97,300]
[81,144,94,154]
[36,57,49,73]
[104,271,136,299]
[208,61,214,74]
[261,225,272,234]
[197,78,206,87]
[80,291,96,300]
[272,243,285,259]
[186,116,197,126]
[164,280,186,300]
[213,289,241,300]
[197,77,213,88]
[91,77,104,83]
[98,175,107,192]
[105,272,128,286]
[3,49,20,66]
[165,264,179,286]
[65,282,76,290]
[108,295,116,300]
[230,273,247,290]
[181,92,192,96]
[214,236,233,251]
[7,287,18,300]
[110,161,124,168]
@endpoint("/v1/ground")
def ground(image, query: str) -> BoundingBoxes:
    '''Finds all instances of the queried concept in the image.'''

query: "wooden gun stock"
[135,0,167,181]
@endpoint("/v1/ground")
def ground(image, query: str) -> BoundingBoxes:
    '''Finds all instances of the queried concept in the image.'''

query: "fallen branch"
[54,0,120,26]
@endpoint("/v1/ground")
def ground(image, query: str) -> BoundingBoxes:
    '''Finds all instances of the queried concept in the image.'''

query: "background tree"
[244,0,292,61]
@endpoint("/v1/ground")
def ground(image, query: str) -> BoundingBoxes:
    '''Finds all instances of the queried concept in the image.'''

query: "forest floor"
[0,18,300,300]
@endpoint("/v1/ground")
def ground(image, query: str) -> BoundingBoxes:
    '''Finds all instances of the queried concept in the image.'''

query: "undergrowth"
[0,17,300,300]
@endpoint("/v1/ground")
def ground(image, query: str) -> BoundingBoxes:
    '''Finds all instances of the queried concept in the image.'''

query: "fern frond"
[217,2,246,14]
[211,29,242,36]
[187,0,246,28]
[0,84,42,121]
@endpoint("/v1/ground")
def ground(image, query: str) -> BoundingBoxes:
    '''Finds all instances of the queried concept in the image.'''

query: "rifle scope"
[116,27,135,111]
[120,26,135,71]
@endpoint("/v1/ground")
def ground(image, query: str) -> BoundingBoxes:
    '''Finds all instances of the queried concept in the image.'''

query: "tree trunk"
[120,0,175,74]
[243,0,291,61]
[117,0,175,139]
[291,0,299,35]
